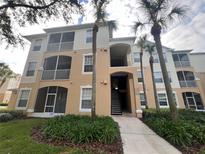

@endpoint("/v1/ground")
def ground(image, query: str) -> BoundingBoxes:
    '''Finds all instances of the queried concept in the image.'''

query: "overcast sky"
[0,0,205,74]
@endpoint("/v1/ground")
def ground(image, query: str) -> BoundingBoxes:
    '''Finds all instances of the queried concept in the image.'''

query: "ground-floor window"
[34,86,67,113]
[139,92,146,108]
[17,89,31,109]
[80,86,92,112]
[157,92,178,108]
[182,92,204,110]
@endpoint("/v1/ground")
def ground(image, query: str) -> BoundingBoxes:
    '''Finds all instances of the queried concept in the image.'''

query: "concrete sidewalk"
[113,116,181,154]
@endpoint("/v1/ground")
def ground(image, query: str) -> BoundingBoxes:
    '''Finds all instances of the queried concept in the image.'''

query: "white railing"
[41,69,70,80]
[47,42,74,52]
[179,80,197,87]
[174,61,191,68]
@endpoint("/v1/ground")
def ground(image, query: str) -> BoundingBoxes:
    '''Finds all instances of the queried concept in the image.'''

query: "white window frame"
[157,91,178,108]
[86,29,93,43]
[16,88,31,110]
[44,87,58,113]
[137,70,143,84]
[47,31,75,52]
[82,53,93,74]
[26,61,37,77]
[80,85,92,112]
[139,91,146,109]
[133,52,140,63]
[32,39,42,51]
[154,71,172,83]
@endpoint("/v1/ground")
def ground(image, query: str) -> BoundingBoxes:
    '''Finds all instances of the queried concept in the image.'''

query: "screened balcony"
[183,92,204,110]
[47,32,75,52]
[41,56,72,80]
[177,71,197,87]
[173,53,191,68]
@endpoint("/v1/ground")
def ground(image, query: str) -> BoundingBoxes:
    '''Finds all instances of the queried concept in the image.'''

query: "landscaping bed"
[31,115,123,154]
[142,109,205,154]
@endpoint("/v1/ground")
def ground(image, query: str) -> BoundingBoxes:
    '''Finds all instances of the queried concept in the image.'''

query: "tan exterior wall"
[11,24,205,118]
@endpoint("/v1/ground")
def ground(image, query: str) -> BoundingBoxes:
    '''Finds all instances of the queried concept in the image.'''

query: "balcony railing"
[41,69,70,80]
[174,61,191,68]
[47,42,74,52]
[179,80,197,87]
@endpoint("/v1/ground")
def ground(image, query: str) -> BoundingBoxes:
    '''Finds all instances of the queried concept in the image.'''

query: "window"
[42,56,72,80]
[172,53,190,67]
[17,89,30,108]
[33,39,42,51]
[183,92,204,110]
[80,87,92,111]
[177,71,196,87]
[157,93,168,107]
[133,52,140,63]
[86,29,92,43]
[154,72,163,83]
[137,71,143,83]
[154,72,171,83]
[153,53,167,63]
[140,93,146,108]
[47,32,75,51]
[26,62,37,76]
[83,54,93,73]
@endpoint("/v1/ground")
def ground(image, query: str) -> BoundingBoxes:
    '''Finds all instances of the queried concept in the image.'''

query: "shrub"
[0,103,8,106]
[43,115,120,144]
[0,113,14,122]
[0,110,25,122]
[143,109,205,147]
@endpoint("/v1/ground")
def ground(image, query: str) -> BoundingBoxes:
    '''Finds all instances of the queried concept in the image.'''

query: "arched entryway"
[111,72,135,115]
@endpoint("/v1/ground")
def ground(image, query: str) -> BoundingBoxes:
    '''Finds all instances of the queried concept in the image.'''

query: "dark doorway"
[111,73,131,115]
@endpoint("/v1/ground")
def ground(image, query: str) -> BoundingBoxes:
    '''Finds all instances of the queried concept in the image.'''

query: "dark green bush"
[143,109,205,147]
[0,110,25,122]
[43,115,120,144]
[0,103,8,106]
[0,113,14,122]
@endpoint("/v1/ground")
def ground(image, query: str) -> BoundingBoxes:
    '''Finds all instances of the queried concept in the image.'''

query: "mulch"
[179,145,205,154]
[31,126,123,154]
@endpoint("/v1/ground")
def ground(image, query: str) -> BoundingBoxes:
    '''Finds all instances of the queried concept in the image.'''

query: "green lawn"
[0,118,91,154]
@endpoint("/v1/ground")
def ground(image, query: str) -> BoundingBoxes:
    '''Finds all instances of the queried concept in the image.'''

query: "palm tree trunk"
[140,51,148,109]
[149,56,160,112]
[153,34,178,120]
[91,24,98,119]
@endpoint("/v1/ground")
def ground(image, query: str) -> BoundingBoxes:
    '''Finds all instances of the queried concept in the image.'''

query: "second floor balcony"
[110,44,130,67]
[41,55,72,80]
[177,71,197,88]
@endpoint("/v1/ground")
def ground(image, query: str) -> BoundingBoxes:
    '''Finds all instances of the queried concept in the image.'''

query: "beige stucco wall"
[11,24,205,117]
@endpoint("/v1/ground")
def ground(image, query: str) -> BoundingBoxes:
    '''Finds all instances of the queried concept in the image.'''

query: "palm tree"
[145,43,160,112]
[0,63,15,88]
[136,35,148,109]
[134,0,186,120]
[91,0,109,119]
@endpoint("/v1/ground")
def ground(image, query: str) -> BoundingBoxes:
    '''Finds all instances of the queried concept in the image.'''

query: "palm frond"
[136,34,147,49]
[145,43,155,55]
[133,21,146,34]
[167,5,187,22]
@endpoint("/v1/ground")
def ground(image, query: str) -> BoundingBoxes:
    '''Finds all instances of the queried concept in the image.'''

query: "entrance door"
[44,94,56,112]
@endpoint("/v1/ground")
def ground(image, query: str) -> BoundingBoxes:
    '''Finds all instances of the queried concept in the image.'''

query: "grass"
[0,106,7,110]
[0,118,92,154]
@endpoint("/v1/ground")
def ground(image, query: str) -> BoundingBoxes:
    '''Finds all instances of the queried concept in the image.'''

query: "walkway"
[113,116,181,154]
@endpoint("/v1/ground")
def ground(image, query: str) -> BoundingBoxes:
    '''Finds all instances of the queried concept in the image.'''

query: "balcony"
[47,42,74,52]
[179,80,197,87]
[174,61,191,68]
[41,69,70,80]
[110,44,130,67]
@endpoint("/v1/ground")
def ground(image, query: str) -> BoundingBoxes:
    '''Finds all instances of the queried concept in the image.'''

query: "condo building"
[8,22,205,117]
